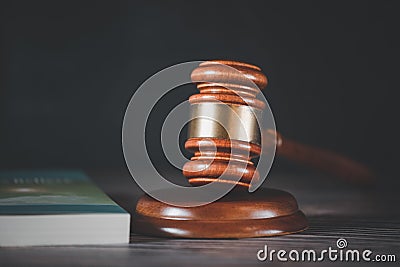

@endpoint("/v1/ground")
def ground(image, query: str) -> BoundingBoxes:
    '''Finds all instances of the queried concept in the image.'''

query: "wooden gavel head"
[182,60,268,188]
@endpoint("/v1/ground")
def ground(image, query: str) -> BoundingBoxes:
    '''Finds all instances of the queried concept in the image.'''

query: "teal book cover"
[0,170,130,246]
[0,170,127,214]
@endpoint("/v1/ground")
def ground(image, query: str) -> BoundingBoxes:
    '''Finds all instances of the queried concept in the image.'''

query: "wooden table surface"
[1,169,399,266]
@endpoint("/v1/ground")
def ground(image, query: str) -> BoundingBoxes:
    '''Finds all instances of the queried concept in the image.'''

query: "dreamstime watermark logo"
[257,238,397,263]
[121,61,277,207]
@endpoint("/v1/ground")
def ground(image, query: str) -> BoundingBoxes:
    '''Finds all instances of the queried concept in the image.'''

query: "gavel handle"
[267,130,376,184]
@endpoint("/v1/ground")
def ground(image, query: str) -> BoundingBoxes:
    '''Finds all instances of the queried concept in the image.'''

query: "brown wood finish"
[133,60,308,238]
[264,130,376,184]
[133,188,308,238]
[183,138,261,187]
[184,60,267,188]
[5,170,400,266]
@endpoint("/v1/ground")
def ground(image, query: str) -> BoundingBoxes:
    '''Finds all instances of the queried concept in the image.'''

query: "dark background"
[1,0,399,181]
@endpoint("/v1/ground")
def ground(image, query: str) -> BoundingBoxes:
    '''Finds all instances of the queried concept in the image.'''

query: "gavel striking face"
[182,60,269,188]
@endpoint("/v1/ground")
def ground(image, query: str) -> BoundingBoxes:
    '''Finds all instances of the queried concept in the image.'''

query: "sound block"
[133,188,308,238]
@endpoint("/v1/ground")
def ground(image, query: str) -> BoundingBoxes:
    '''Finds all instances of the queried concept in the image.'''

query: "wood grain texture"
[183,138,261,187]
[133,61,308,239]
[1,170,398,267]
[133,188,308,238]
[185,60,267,188]
[264,130,376,184]
[190,60,375,185]
[192,60,268,95]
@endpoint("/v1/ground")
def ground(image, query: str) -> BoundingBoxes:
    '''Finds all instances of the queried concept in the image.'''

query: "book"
[0,170,130,246]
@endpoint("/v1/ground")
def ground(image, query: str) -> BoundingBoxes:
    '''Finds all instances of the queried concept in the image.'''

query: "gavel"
[133,60,374,238]
[183,60,375,187]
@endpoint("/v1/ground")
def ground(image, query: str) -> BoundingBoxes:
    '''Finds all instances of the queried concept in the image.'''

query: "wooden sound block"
[133,188,308,238]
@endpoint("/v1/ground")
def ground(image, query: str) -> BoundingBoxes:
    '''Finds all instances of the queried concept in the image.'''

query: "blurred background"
[0,0,399,184]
